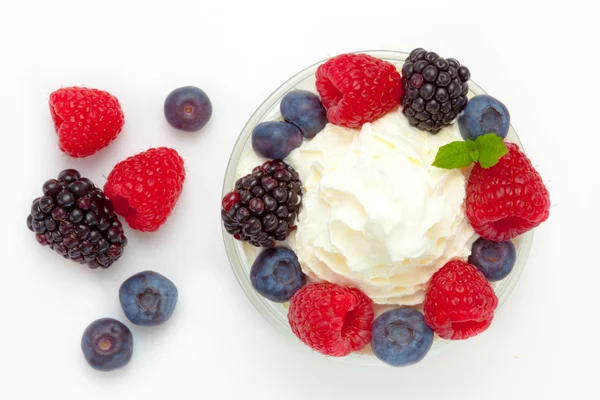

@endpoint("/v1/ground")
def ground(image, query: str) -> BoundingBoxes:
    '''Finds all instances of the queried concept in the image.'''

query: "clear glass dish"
[222,50,533,366]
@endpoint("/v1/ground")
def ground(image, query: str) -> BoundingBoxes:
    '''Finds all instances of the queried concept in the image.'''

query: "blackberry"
[401,48,471,133]
[26,169,127,269]
[222,160,303,247]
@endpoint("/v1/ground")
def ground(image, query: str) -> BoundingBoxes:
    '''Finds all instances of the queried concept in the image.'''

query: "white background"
[0,1,597,399]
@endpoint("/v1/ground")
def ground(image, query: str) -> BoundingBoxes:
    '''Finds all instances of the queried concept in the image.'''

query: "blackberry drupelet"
[401,48,471,133]
[222,160,303,247]
[26,169,127,269]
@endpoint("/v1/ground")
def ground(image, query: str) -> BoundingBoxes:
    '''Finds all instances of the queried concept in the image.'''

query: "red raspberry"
[466,142,550,241]
[424,260,498,340]
[288,282,374,357]
[316,53,402,128]
[104,147,185,232]
[49,87,124,157]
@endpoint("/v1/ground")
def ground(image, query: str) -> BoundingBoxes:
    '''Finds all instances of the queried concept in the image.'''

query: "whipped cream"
[235,110,477,306]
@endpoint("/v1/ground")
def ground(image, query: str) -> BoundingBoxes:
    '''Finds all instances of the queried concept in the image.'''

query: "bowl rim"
[221,50,533,366]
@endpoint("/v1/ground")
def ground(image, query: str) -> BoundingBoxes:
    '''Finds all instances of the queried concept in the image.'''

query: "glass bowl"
[222,50,533,366]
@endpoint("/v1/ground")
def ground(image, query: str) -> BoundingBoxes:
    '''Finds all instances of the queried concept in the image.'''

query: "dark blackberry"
[221,160,303,248]
[401,48,471,133]
[26,169,127,269]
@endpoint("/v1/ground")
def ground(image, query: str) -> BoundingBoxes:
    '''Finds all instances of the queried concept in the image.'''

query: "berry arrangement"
[26,49,551,370]
[222,49,551,367]
[31,84,210,370]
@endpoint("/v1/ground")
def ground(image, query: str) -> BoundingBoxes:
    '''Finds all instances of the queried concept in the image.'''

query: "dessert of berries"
[223,48,551,367]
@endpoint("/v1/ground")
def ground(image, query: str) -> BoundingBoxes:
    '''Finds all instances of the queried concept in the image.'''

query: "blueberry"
[81,318,133,371]
[468,238,516,281]
[458,94,510,140]
[250,247,305,302]
[164,86,212,132]
[119,271,178,326]
[280,90,327,139]
[371,308,433,367]
[251,121,302,160]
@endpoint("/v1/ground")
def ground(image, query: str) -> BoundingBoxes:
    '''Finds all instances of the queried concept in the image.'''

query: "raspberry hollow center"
[329,87,343,106]
[322,79,343,107]
[111,195,136,219]
[493,216,529,235]
[341,309,358,338]
[50,105,64,131]
[449,319,491,340]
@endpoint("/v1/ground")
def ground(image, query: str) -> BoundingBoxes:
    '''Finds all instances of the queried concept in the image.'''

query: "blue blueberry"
[81,318,133,371]
[371,308,433,367]
[468,238,516,281]
[119,271,178,326]
[252,121,302,160]
[164,86,212,132]
[280,90,328,139]
[458,94,510,140]
[250,247,305,302]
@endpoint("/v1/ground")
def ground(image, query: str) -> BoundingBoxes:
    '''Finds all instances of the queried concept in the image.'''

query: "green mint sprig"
[432,133,509,169]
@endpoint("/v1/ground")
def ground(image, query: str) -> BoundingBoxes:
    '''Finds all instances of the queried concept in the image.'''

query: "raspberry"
[288,283,374,357]
[424,260,498,340]
[49,87,125,157]
[104,147,185,232]
[316,53,402,128]
[466,142,550,241]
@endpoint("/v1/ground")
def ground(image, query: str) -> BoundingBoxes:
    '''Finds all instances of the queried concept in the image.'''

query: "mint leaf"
[432,133,509,170]
[465,139,479,161]
[469,149,480,162]
[475,134,509,169]
[465,140,478,151]
[431,141,473,169]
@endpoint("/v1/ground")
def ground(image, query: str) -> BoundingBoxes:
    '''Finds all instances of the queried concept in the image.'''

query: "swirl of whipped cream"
[286,111,477,305]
